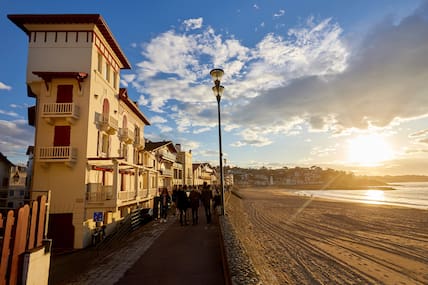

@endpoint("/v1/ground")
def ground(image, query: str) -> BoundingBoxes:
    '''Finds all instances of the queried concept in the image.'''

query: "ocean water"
[295,182,428,210]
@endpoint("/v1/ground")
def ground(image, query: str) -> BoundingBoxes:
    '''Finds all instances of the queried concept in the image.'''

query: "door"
[48,213,75,249]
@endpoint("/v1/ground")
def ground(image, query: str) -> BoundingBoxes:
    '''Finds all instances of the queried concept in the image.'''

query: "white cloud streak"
[127,6,428,148]
[0,82,12,90]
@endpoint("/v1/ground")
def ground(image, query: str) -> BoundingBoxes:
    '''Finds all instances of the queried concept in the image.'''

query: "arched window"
[102,99,109,121]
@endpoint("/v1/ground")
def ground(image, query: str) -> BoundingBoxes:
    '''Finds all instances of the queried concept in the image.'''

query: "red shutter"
[53,126,71,146]
[57,85,73,103]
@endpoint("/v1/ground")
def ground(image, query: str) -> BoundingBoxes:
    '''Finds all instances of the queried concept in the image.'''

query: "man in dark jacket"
[189,186,201,225]
[200,182,213,224]
[176,186,189,226]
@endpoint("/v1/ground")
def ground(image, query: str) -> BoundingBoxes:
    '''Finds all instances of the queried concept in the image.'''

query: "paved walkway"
[49,208,226,285]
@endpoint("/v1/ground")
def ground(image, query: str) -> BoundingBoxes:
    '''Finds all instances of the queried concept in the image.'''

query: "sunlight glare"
[347,134,393,166]
[365,190,385,203]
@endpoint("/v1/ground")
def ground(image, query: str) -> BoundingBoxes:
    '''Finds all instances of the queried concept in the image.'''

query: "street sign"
[93,212,103,222]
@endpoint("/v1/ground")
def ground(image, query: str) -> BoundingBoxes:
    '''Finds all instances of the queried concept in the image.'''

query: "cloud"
[0,109,19,117]
[183,18,203,31]
[253,4,260,10]
[126,5,428,149]
[157,124,173,133]
[274,9,285,18]
[150,115,167,124]
[409,129,428,137]
[235,7,428,133]
[0,82,12,90]
[0,120,34,162]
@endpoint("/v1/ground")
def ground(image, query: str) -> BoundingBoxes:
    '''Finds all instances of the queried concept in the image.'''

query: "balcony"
[38,146,77,166]
[159,150,176,162]
[134,135,145,150]
[96,113,118,135]
[118,128,134,144]
[41,103,80,124]
[118,190,136,202]
[160,168,173,177]
[86,184,114,201]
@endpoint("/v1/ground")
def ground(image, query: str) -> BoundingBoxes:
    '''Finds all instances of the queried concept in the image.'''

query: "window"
[113,71,117,89]
[102,99,109,122]
[97,53,103,73]
[101,134,109,155]
[123,145,128,159]
[105,62,110,82]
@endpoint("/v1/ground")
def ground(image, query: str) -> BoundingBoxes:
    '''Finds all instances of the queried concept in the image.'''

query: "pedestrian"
[201,182,213,224]
[176,185,189,226]
[172,185,178,217]
[213,187,222,214]
[159,188,171,223]
[189,186,201,225]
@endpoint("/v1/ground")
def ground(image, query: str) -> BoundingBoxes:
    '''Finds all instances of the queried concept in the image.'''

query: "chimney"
[175,144,181,152]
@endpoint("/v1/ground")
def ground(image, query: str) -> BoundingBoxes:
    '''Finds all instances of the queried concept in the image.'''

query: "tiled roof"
[0,152,14,166]
[118,88,150,125]
[145,141,174,152]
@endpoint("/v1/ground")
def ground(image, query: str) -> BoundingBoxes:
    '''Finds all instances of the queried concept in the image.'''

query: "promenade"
[49,208,227,285]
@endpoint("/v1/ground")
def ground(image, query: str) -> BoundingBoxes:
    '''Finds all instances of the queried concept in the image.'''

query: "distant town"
[228,165,428,189]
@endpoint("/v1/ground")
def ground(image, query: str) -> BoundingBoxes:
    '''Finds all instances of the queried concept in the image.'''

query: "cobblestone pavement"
[50,218,173,285]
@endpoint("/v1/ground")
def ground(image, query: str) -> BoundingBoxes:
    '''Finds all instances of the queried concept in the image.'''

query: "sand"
[225,188,428,285]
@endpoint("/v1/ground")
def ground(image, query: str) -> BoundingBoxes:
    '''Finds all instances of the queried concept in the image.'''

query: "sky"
[1,0,427,176]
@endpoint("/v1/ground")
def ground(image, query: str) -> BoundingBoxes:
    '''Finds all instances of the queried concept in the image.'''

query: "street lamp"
[210,68,225,215]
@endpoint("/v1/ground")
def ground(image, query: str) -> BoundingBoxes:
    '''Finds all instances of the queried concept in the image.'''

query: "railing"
[159,151,176,162]
[199,174,212,180]
[38,146,77,162]
[96,113,118,134]
[134,135,145,149]
[86,184,113,202]
[42,103,80,118]
[118,190,135,201]
[118,128,134,144]
[160,168,173,177]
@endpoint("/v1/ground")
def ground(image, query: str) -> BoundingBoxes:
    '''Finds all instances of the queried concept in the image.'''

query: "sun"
[346,134,394,166]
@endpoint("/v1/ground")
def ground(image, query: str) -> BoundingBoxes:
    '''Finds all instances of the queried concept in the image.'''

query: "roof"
[192,162,212,171]
[7,14,131,69]
[0,152,14,166]
[118,88,150,125]
[145,141,177,153]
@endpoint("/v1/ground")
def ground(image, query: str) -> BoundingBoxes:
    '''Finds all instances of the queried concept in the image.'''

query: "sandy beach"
[225,188,428,285]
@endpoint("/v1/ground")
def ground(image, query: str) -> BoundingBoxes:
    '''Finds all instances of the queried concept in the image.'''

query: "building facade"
[9,14,155,249]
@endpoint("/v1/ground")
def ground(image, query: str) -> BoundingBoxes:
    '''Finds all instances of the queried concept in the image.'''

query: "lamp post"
[210,68,225,215]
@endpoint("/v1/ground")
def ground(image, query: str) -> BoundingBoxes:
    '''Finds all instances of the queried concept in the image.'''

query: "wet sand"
[225,188,428,285]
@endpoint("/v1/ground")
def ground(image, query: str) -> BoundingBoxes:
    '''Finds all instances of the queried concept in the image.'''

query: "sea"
[294,182,428,210]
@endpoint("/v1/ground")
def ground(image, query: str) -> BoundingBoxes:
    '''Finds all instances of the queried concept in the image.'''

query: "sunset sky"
[1,0,427,175]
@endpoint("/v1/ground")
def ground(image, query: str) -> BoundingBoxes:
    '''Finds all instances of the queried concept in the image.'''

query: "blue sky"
[1,0,427,175]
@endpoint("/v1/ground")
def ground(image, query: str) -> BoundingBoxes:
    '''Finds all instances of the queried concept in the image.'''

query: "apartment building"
[175,144,193,186]
[145,141,178,192]
[193,163,216,186]
[8,14,154,249]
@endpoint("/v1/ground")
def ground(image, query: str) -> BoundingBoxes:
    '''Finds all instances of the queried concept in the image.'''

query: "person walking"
[159,188,171,223]
[189,186,201,225]
[176,186,189,226]
[213,187,222,215]
[201,182,213,224]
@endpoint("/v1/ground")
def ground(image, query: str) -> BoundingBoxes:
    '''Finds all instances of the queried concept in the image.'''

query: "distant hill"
[369,175,428,183]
